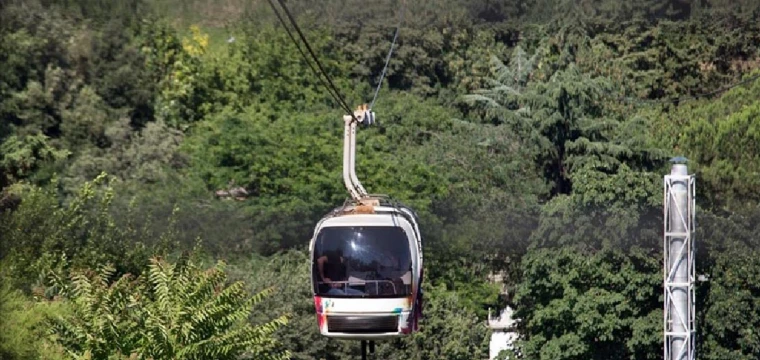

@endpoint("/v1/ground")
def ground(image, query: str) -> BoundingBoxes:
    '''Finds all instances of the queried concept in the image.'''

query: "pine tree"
[465,47,664,196]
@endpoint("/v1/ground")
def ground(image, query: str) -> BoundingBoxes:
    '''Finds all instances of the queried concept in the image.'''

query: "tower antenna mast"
[663,156,696,360]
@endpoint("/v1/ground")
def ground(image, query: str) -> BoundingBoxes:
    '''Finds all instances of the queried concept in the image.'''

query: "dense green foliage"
[49,256,289,360]
[0,281,69,359]
[2,0,760,359]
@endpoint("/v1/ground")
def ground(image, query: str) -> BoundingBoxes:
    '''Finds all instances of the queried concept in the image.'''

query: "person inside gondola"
[317,248,363,296]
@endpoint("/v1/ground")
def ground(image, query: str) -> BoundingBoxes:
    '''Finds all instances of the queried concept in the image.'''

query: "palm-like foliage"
[48,255,289,360]
[462,46,539,126]
[464,46,665,196]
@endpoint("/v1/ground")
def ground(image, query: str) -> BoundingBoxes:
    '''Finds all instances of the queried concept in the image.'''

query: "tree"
[48,255,290,360]
[508,247,661,360]
[697,206,760,360]
[0,173,177,291]
[654,70,760,211]
[0,280,69,360]
[466,47,664,197]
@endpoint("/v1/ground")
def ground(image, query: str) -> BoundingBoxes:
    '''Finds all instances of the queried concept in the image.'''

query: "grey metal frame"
[663,163,696,360]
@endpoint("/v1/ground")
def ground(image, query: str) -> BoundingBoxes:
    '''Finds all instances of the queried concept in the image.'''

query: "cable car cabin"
[310,196,424,340]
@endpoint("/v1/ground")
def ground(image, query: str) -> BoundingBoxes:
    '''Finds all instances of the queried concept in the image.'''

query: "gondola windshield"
[313,226,412,298]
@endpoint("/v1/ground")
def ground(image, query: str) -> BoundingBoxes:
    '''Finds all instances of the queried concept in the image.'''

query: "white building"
[487,306,518,359]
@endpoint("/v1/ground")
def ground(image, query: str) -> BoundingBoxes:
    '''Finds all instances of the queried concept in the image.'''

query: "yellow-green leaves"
[49,255,289,360]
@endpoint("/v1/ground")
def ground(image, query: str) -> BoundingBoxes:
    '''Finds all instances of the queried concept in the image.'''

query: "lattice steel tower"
[663,158,695,360]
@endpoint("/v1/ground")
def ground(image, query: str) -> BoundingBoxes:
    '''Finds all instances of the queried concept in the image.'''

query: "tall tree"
[466,47,664,196]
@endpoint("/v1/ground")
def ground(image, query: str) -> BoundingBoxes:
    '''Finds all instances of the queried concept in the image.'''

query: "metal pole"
[342,106,375,201]
[343,115,360,200]
[664,159,695,360]
[349,120,368,197]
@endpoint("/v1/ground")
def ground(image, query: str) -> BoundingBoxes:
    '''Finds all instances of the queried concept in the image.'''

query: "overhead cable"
[265,0,355,118]
[370,0,406,110]
[271,0,356,118]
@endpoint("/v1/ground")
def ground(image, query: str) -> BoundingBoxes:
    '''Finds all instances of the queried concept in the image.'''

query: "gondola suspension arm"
[343,104,375,201]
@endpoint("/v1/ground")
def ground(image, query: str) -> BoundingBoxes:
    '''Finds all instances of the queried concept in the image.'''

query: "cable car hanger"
[343,104,375,203]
